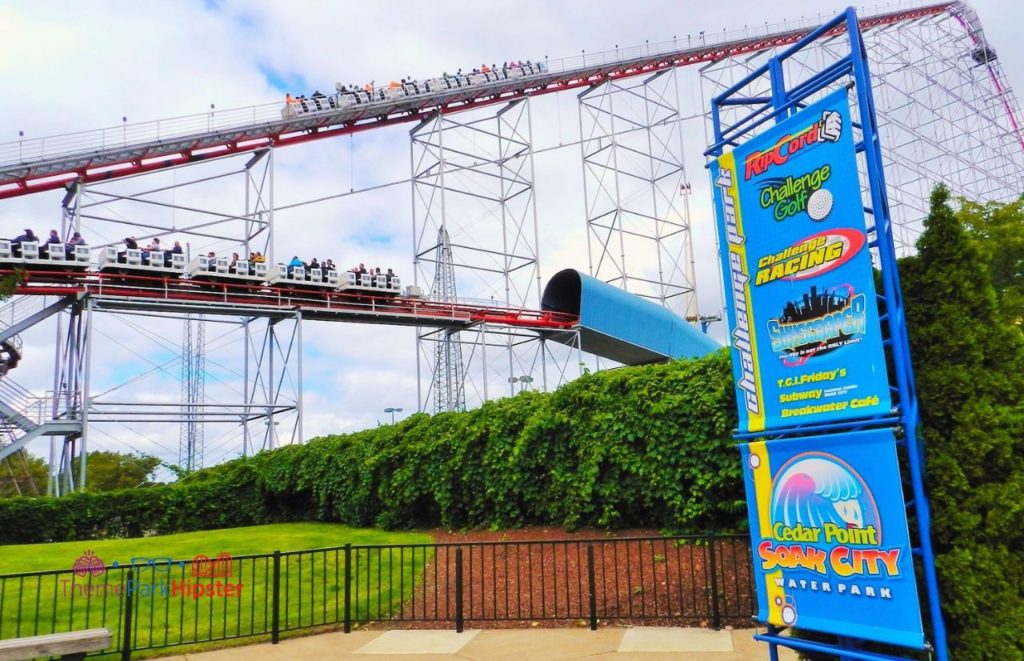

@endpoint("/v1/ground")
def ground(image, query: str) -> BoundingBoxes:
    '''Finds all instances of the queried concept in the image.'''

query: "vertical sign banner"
[741,429,925,649]
[709,90,891,433]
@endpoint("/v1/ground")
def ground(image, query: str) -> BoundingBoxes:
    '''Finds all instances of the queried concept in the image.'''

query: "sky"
[0,0,1021,478]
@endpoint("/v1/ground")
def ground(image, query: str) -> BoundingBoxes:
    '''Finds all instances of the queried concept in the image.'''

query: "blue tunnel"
[541,269,720,365]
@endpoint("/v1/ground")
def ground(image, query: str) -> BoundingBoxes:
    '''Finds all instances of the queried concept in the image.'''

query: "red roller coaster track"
[8,269,578,331]
[0,4,952,201]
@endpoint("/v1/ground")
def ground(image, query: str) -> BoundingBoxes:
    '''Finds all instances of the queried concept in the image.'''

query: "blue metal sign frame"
[704,7,948,661]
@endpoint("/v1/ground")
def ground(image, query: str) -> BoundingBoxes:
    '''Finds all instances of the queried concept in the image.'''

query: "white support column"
[578,68,698,323]
[411,99,543,412]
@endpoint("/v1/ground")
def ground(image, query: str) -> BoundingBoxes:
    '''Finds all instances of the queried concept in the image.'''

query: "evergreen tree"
[958,196,1024,326]
[899,186,1024,659]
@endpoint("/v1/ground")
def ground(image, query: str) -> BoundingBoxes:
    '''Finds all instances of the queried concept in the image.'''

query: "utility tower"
[429,227,465,413]
[179,314,205,471]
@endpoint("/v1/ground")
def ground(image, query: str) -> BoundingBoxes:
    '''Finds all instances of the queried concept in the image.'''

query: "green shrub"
[0,350,744,544]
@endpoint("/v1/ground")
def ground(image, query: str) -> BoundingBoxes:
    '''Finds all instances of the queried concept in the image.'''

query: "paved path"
[174,627,797,660]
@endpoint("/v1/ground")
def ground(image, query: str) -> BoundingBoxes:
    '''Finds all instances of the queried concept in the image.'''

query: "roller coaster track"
[0,266,577,466]
[10,270,579,331]
[0,3,951,201]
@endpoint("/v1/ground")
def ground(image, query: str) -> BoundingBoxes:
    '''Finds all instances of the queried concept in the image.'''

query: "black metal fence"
[0,535,754,658]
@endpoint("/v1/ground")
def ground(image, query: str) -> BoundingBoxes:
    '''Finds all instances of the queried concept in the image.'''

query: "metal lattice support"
[578,67,698,322]
[179,314,205,472]
[430,227,465,413]
[411,99,544,412]
[32,150,296,488]
[242,314,302,453]
[50,300,89,496]
[538,331,584,392]
[243,149,275,264]
[699,2,1024,254]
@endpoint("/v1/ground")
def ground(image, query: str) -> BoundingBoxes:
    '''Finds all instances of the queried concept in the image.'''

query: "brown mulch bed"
[358,527,755,631]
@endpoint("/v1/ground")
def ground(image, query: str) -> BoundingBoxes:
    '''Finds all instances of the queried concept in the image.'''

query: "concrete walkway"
[175,627,797,660]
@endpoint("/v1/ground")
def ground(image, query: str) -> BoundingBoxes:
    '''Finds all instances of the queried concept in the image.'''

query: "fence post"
[272,551,281,644]
[120,568,134,661]
[454,548,464,633]
[586,544,598,631]
[343,544,351,634]
[708,539,721,630]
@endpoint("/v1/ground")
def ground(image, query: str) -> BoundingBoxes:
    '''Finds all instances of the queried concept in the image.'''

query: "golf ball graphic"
[807,188,833,221]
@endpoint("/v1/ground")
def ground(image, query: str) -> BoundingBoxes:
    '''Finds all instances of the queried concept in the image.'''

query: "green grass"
[0,523,434,658]
[0,523,431,574]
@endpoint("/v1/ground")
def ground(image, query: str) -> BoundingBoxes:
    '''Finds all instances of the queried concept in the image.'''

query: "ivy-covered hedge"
[0,350,745,544]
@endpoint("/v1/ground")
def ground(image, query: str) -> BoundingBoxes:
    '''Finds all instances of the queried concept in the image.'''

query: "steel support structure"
[578,67,698,323]
[242,313,302,453]
[411,99,547,412]
[40,150,297,486]
[415,323,581,409]
[699,1,1024,255]
[49,298,89,496]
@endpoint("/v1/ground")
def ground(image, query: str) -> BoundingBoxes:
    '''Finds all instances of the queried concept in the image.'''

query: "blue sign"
[709,90,891,433]
[740,429,925,649]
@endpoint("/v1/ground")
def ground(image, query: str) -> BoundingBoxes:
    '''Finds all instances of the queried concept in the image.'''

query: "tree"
[898,186,1024,659]
[0,451,47,497]
[958,195,1024,326]
[70,451,162,492]
[0,269,22,299]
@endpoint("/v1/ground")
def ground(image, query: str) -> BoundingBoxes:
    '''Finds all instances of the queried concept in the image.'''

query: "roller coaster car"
[336,271,402,296]
[422,78,446,94]
[187,256,270,285]
[0,240,91,273]
[97,246,186,277]
[293,62,548,117]
[267,264,339,290]
[334,89,372,108]
[302,96,334,113]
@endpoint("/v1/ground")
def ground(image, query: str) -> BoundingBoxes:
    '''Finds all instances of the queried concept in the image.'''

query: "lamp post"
[384,407,403,424]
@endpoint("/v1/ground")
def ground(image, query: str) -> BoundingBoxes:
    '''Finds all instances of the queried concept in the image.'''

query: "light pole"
[507,375,535,394]
[384,407,403,424]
